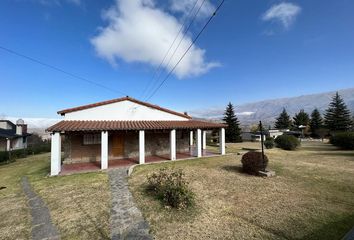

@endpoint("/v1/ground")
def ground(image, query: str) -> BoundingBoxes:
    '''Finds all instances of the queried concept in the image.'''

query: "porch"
[60,148,218,175]
[48,120,226,176]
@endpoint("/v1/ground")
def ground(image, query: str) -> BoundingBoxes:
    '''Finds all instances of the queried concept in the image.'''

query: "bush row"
[330,132,354,150]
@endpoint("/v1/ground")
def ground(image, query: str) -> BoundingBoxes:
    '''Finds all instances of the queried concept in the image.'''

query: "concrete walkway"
[108,168,152,240]
[21,177,60,240]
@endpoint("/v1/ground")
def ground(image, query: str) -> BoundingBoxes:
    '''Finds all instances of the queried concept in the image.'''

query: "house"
[0,119,30,151]
[47,97,226,176]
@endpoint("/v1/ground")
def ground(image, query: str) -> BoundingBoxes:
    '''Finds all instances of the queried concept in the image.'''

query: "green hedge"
[330,132,354,150]
[0,143,50,164]
[275,135,300,150]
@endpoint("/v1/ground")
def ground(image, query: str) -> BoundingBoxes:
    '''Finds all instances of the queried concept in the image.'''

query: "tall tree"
[324,92,352,131]
[309,108,323,136]
[293,109,310,127]
[223,102,242,142]
[274,108,292,130]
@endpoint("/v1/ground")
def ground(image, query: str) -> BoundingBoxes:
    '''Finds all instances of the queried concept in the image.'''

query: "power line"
[139,0,201,100]
[145,0,225,101]
[143,0,207,101]
[0,45,128,96]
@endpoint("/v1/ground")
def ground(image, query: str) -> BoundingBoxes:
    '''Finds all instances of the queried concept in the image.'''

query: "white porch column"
[196,129,202,157]
[101,131,108,170]
[219,128,225,155]
[6,138,10,151]
[50,132,61,176]
[189,131,193,146]
[170,129,176,160]
[202,131,207,149]
[139,130,145,164]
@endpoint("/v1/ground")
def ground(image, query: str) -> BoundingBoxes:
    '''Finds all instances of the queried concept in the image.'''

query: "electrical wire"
[139,0,201,100]
[0,45,128,96]
[145,0,225,101]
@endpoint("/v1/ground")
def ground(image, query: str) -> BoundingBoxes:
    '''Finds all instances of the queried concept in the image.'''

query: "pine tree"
[223,102,242,142]
[274,108,292,130]
[324,92,352,131]
[293,109,310,127]
[309,108,323,136]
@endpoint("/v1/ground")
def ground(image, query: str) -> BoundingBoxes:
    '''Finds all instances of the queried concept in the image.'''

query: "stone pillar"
[189,130,193,146]
[139,130,145,164]
[219,128,225,155]
[170,129,176,160]
[196,129,202,157]
[50,132,61,176]
[202,130,207,149]
[101,131,108,170]
[6,138,10,151]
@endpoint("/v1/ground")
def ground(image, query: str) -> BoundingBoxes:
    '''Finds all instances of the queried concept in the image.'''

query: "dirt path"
[21,177,60,240]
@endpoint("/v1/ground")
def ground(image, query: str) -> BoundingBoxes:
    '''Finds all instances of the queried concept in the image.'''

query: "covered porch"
[48,120,226,176]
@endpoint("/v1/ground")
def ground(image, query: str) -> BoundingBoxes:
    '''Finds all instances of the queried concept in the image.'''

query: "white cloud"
[169,0,215,20]
[236,111,254,116]
[262,2,301,29]
[90,0,219,78]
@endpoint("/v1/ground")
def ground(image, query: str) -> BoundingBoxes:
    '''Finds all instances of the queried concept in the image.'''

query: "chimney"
[16,119,27,135]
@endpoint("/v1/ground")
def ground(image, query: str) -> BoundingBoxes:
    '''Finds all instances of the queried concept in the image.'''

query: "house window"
[83,134,101,145]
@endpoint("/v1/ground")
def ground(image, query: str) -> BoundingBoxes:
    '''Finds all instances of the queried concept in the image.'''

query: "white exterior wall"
[64,100,188,121]
[11,137,26,150]
[0,122,13,129]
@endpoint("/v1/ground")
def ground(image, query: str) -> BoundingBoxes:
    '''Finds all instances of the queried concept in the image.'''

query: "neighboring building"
[0,119,30,151]
[241,129,284,142]
[47,97,226,176]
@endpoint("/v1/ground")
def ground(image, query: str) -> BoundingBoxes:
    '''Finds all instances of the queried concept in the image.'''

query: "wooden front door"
[112,134,124,157]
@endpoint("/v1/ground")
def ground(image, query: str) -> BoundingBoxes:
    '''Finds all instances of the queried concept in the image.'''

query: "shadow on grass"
[221,165,244,174]
[299,213,354,240]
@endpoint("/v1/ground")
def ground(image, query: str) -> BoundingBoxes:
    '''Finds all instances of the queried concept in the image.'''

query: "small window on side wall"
[83,134,101,145]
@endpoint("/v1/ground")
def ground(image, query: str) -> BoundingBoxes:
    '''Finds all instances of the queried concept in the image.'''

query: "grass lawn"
[129,141,354,240]
[0,153,111,240]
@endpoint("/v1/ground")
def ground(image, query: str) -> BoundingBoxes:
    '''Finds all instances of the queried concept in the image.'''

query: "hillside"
[190,88,354,127]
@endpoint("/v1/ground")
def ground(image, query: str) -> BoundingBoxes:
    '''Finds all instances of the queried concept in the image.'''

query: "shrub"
[147,168,194,209]
[264,137,274,149]
[330,132,354,150]
[0,151,9,163]
[241,151,268,175]
[275,135,300,150]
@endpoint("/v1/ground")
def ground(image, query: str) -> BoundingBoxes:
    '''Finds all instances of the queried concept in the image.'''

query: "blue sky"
[1,0,354,118]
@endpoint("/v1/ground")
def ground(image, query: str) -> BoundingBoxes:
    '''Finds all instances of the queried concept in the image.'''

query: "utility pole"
[259,121,265,171]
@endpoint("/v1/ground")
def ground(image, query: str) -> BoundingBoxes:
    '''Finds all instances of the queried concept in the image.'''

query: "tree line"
[274,92,353,137]
[222,92,353,142]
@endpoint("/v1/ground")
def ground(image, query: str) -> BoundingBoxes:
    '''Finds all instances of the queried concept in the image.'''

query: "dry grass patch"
[30,171,111,240]
[0,153,111,240]
[129,141,354,240]
[0,153,49,239]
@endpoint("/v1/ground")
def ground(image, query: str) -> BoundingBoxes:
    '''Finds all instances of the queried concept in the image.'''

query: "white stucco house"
[47,97,226,176]
[0,119,30,151]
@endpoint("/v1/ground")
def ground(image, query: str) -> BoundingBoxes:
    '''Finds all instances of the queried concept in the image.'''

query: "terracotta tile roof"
[46,120,226,132]
[57,96,191,119]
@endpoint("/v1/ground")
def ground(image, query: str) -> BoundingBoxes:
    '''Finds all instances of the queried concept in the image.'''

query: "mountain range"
[190,88,354,128]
